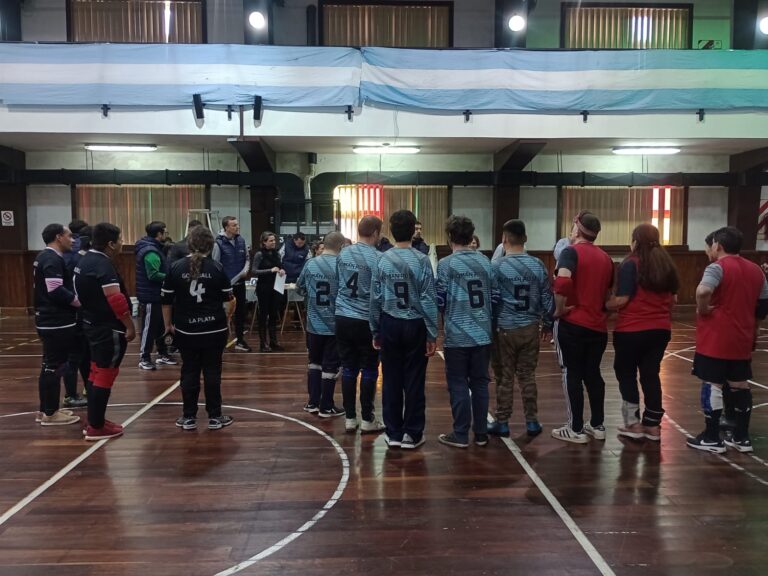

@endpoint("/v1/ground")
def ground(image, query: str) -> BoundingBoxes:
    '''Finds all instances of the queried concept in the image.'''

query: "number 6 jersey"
[161,257,232,336]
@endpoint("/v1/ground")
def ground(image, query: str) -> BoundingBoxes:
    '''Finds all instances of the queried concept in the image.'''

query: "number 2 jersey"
[370,247,438,342]
[297,253,339,336]
[335,241,380,321]
[161,257,232,336]
[436,249,493,348]
[492,252,554,331]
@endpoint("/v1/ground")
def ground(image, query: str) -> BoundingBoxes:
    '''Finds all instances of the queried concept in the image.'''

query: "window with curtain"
[75,184,207,244]
[561,3,692,49]
[560,186,684,246]
[68,0,205,43]
[320,1,452,47]
[333,184,449,245]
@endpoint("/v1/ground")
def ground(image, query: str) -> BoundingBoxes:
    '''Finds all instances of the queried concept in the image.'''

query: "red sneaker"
[104,419,124,432]
[84,423,124,441]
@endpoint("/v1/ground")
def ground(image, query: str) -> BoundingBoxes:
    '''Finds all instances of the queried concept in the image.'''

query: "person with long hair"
[608,224,679,441]
[162,226,235,431]
[251,231,286,352]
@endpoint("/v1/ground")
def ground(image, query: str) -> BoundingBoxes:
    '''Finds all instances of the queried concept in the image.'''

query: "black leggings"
[257,287,281,344]
[613,329,671,426]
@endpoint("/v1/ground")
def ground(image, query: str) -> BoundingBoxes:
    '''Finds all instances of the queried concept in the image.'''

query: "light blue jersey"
[370,247,438,342]
[492,252,554,330]
[296,253,338,336]
[335,241,380,321]
[436,250,493,348]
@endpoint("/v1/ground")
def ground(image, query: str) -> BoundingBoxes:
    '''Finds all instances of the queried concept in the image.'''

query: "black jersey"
[161,256,232,336]
[33,247,78,330]
[74,250,130,332]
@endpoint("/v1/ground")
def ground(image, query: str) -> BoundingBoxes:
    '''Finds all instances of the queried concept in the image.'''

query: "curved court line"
[0,400,350,576]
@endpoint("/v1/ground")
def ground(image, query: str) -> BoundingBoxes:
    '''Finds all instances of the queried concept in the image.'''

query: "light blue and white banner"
[361,48,768,112]
[0,44,362,108]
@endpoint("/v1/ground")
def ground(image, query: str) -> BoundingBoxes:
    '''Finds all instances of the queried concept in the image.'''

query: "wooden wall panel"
[0,252,32,312]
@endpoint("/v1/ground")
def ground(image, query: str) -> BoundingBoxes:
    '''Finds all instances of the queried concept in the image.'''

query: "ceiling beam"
[729,146,768,174]
[494,140,547,172]
[228,137,276,173]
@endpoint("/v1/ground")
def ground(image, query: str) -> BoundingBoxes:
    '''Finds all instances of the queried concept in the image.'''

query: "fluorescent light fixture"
[84,144,157,152]
[612,146,680,155]
[248,11,266,29]
[508,14,526,32]
[760,16,768,35]
[353,146,420,155]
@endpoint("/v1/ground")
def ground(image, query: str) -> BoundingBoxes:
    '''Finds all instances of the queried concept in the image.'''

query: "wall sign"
[1,210,14,227]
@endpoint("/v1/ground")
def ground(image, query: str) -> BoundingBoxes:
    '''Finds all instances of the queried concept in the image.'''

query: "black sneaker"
[259,344,271,353]
[63,394,88,408]
[474,433,489,446]
[208,415,234,430]
[724,437,754,453]
[438,432,469,448]
[235,340,252,352]
[303,403,319,414]
[138,359,156,370]
[175,416,197,430]
[401,433,425,450]
[270,343,284,351]
[319,406,345,418]
[156,355,178,366]
[686,433,725,454]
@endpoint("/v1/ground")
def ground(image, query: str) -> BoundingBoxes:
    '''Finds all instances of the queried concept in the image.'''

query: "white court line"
[663,345,696,359]
[0,379,180,529]
[487,414,616,576]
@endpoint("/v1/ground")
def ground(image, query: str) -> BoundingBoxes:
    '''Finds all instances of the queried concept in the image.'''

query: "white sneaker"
[361,418,386,433]
[551,425,588,444]
[584,423,606,441]
[345,418,358,432]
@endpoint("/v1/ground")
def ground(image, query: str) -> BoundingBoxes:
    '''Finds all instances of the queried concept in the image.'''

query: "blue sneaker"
[487,420,510,437]
[526,421,543,437]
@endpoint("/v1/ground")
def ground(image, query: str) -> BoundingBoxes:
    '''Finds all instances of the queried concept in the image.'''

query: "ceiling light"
[760,17,768,35]
[508,14,526,32]
[612,146,680,155]
[84,144,157,152]
[353,146,420,155]
[248,11,266,29]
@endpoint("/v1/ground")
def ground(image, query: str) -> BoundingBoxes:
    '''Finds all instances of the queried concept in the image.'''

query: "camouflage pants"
[491,323,541,422]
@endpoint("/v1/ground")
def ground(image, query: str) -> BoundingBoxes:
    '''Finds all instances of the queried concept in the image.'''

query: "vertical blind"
[75,184,207,244]
[69,0,204,43]
[322,3,451,47]
[382,185,448,246]
[563,5,691,49]
[561,186,684,246]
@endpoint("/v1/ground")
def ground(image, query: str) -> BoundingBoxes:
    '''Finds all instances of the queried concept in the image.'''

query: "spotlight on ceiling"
[760,16,768,35]
[248,11,266,29]
[612,146,681,156]
[508,14,526,32]
[353,145,420,155]
[84,144,157,152]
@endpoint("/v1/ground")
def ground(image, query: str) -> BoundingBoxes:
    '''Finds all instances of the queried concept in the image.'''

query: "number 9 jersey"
[436,250,493,348]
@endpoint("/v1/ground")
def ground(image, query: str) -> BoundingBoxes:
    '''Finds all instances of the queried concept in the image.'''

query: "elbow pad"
[553,276,574,298]
[107,292,130,319]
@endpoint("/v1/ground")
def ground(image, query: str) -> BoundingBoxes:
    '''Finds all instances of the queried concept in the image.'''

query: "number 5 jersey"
[161,257,233,336]
[492,252,554,332]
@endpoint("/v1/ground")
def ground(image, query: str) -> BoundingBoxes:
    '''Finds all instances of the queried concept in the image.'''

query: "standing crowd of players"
[31,209,767,453]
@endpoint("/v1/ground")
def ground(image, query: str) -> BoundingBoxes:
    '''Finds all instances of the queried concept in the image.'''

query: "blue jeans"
[444,345,491,442]
[380,313,428,443]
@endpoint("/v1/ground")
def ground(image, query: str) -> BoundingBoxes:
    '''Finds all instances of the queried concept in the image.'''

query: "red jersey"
[696,255,766,360]
[556,242,614,333]
[615,256,674,332]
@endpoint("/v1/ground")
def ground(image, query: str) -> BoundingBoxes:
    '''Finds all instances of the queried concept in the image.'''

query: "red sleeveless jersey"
[696,255,765,360]
[615,256,674,333]
[559,242,614,333]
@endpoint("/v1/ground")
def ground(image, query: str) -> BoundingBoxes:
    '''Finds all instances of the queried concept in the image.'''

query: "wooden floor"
[0,311,767,576]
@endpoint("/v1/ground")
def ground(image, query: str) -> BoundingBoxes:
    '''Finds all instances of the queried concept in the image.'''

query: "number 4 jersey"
[297,253,339,335]
[436,249,493,348]
[492,252,554,331]
[161,257,233,335]
[335,241,380,321]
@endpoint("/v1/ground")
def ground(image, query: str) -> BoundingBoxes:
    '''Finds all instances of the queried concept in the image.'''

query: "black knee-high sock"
[341,369,359,418]
[732,389,752,441]
[88,387,111,429]
[320,375,337,412]
[704,409,722,442]
[722,384,736,424]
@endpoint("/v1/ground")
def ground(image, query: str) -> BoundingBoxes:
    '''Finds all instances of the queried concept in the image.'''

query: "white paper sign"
[273,273,286,295]
[1,211,14,227]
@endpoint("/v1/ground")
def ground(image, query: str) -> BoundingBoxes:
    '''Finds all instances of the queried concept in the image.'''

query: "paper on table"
[273,273,286,294]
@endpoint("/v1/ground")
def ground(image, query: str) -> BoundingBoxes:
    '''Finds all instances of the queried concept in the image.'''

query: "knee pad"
[308,363,322,373]
[361,367,379,382]
[91,366,119,389]
[731,388,752,414]
[700,382,723,412]
[342,367,360,380]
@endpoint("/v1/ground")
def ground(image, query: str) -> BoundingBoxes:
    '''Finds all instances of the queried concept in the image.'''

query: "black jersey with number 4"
[161,257,232,335]
[74,250,130,332]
